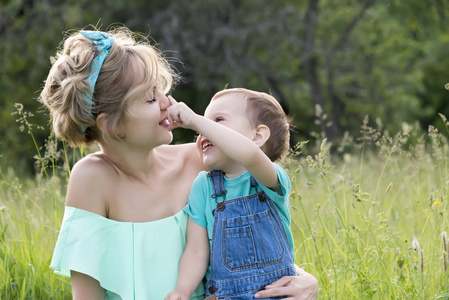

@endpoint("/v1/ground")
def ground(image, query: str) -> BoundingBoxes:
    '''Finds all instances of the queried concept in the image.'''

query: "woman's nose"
[159,94,170,110]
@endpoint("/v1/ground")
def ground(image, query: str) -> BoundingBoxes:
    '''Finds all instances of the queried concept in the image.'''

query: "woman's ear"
[252,125,271,148]
[96,113,108,133]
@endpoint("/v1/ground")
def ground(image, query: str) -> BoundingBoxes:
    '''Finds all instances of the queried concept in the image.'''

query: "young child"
[165,88,296,299]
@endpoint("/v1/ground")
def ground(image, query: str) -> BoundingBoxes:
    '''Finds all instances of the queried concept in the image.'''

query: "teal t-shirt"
[184,163,295,280]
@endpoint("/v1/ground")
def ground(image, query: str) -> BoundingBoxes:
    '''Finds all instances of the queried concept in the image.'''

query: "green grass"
[0,170,71,299]
[1,111,449,299]
[285,120,449,299]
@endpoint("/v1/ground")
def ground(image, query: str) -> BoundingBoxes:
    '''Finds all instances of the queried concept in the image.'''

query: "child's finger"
[168,95,178,106]
[166,106,174,124]
[166,108,178,131]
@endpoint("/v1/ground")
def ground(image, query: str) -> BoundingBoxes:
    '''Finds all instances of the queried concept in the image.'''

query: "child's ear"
[253,125,271,147]
[96,113,108,132]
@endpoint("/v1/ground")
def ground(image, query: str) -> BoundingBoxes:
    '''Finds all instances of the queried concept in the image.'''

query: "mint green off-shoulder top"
[50,206,205,300]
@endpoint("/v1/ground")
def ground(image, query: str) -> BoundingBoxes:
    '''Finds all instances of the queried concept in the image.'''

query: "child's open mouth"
[201,139,214,152]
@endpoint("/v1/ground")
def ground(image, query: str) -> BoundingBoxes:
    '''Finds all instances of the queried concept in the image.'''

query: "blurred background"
[1,0,449,175]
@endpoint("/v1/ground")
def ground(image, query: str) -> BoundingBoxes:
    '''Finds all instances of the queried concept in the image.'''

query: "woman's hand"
[254,268,318,300]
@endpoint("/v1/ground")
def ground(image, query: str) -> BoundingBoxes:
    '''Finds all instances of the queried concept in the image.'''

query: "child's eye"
[215,117,224,122]
[147,98,157,104]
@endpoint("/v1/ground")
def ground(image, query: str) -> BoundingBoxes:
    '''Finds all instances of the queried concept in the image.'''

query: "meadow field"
[0,115,448,299]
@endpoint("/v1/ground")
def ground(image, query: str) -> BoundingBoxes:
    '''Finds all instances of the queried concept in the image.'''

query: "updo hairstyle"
[39,26,178,147]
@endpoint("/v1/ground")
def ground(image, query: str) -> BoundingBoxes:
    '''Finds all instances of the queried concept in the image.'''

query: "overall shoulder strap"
[207,170,227,198]
[250,175,258,188]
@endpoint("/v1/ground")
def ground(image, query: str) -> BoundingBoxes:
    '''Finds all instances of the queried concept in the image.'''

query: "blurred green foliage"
[1,0,449,174]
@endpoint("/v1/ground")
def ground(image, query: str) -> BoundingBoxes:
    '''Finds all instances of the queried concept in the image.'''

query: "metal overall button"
[208,286,219,294]
[212,201,226,216]
[259,193,266,201]
[217,201,225,210]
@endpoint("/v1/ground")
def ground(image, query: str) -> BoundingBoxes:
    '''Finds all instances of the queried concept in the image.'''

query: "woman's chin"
[163,132,174,144]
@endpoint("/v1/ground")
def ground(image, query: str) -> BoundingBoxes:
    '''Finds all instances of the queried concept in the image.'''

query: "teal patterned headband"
[80,30,114,132]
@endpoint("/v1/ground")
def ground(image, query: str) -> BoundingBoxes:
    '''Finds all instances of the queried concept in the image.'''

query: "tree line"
[1,0,449,173]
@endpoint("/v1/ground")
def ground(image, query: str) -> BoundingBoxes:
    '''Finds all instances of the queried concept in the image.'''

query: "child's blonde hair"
[39,26,178,146]
[212,88,291,162]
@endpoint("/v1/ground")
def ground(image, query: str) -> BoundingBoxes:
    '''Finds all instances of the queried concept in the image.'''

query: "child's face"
[196,93,255,172]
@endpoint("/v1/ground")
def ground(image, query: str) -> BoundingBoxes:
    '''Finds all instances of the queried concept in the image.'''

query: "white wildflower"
[412,236,420,251]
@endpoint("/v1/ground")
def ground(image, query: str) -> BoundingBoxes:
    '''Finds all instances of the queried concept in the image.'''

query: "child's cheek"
[195,134,203,155]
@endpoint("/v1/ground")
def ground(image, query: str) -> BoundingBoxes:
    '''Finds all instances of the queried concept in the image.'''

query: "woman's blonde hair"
[39,26,178,147]
[212,88,291,162]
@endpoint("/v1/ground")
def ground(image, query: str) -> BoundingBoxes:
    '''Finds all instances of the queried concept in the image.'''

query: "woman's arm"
[66,155,111,298]
[71,271,106,300]
[254,265,318,300]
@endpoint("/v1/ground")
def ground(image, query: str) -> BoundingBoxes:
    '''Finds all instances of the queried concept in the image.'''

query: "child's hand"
[164,290,189,300]
[167,96,197,131]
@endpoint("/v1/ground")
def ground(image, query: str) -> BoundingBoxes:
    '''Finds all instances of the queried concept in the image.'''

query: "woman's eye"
[147,98,157,104]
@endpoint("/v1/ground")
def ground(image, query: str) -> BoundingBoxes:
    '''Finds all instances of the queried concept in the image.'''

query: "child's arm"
[167,96,279,191]
[165,218,209,300]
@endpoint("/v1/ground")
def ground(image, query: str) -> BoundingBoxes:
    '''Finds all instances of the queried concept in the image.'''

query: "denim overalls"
[205,170,296,299]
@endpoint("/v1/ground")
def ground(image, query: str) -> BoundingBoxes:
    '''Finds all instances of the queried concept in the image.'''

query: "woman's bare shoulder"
[158,143,206,172]
[65,152,116,216]
[69,152,118,180]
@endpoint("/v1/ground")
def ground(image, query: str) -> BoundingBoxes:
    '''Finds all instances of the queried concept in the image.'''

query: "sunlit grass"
[1,107,448,299]
[286,118,449,299]
[0,169,71,299]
